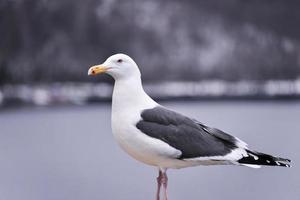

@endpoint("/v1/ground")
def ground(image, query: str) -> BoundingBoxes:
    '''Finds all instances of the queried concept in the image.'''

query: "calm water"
[0,101,299,200]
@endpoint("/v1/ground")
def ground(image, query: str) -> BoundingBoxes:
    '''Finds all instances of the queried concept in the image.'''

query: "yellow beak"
[88,65,109,76]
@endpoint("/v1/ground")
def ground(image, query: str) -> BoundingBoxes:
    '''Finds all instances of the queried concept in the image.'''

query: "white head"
[88,53,141,80]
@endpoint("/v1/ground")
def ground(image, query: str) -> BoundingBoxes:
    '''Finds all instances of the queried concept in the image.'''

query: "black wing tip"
[238,150,291,168]
[275,158,292,167]
[275,161,291,168]
[274,157,291,167]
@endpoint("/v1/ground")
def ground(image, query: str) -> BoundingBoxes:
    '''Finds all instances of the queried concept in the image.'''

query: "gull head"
[88,53,141,80]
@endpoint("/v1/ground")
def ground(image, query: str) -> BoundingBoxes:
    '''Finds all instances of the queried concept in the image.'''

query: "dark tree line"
[0,0,300,84]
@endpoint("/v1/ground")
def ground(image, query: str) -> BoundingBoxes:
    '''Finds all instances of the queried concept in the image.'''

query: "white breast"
[110,78,182,168]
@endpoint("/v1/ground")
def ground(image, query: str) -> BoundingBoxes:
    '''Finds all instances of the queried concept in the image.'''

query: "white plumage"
[88,53,290,200]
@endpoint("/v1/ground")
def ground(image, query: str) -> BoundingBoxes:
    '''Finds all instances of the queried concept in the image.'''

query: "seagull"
[88,53,291,200]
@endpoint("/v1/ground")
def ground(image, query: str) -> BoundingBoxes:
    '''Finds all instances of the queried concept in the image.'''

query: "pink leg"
[156,170,163,200]
[161,171,168,200]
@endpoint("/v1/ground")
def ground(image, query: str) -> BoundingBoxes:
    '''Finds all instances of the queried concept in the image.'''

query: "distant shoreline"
[1,80,300,108]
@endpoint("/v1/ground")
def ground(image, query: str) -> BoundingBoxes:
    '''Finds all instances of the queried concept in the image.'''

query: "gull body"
[111,69,196,169]
[88,53,290,200]
[98,55,190,169]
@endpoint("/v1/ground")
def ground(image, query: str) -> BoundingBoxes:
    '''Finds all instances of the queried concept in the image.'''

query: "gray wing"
[136,106,239,159]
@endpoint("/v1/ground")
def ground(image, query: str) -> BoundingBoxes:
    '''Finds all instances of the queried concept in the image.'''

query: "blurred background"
[1,0,300,105]
[0,0,299,200]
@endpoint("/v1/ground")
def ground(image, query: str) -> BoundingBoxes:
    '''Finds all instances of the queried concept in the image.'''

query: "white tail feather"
[242,164,261,169]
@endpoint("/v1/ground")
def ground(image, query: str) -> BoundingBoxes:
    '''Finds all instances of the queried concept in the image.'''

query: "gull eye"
[117,59,123,63]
